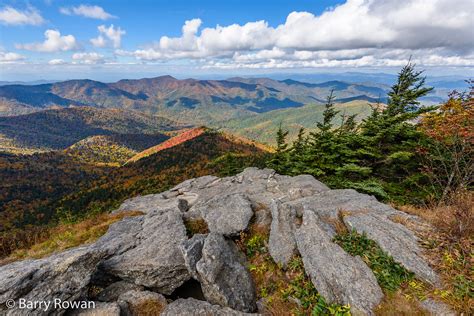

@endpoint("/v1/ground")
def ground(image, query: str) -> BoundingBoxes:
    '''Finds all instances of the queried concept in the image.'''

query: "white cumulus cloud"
[0,51,25,63]
[72,52,105,64]
[48,59,67,65]
[118,0,474,68]
[16,30,78,52]
[0,6,44,25]
[91,25,125,48]
[60,5,115,20]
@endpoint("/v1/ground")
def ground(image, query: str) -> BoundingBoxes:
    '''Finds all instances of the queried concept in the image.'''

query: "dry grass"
[397,190,473,239]
[128,299,166,316]
[375,291,428,316]
[395,190,473,314]
[183,218,209,237]
[1,210,144,264]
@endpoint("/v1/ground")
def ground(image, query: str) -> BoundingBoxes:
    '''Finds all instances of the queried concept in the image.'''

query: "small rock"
[97,281,144,302]
[118,290,167,316]
[196,193,254,236]
[295,210,383,315]
[420,298,456,316]
[161,298,256,316]
[253,204,272,229]
[68,302,121,316]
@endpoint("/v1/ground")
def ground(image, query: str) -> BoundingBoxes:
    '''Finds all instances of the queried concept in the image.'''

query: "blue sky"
[0,0,473,81]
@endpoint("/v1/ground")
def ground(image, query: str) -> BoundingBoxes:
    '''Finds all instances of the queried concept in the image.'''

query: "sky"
[0,0,473,81]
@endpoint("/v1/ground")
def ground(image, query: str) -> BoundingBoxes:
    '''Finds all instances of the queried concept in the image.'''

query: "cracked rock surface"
[0,168,441,315]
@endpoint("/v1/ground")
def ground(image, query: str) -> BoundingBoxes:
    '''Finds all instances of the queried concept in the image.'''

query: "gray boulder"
[100,208,190,294]
[196,193,254,236]
[420,298,456,316]
[286,188,439,285]
[68,302,121,316]
[268,199,297,266]
[183,233,257,313]
[161,298,256,316]
[0,246,106,316]
[96,281,144,302]
[180,234,207,279]
[295,210,383,315]
[94,215,144,258]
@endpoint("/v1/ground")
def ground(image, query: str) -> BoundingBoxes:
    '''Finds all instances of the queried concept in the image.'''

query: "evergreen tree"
[267,62,436,203]
[358,61,434,201]
[306,91,341,176]
[267,123,289,173]
[288,127,308,174]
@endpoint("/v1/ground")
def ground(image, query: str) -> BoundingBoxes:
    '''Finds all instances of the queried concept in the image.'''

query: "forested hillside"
[0,129,268,257]
[0,107,180,153]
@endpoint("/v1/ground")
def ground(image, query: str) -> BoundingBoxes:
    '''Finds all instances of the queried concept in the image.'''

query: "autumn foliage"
[419,81,473,201]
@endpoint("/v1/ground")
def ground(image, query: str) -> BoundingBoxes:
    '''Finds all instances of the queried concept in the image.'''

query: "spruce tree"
[306,91,341,176]
[359,61,434,202]
[268,123,289,173]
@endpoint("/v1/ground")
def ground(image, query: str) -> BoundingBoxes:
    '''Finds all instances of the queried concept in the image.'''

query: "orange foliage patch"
[127,127,206,163]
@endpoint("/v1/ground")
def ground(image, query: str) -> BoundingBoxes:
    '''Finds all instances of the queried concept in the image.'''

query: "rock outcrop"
[0,168,442,316]
[295,210,383,314]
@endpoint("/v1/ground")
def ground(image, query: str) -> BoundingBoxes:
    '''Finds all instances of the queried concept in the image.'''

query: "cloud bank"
[119,0,474,68]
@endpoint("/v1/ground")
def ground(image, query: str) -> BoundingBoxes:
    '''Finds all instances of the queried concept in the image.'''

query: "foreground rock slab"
[0,246,106,316]
[161,298,257,316]
[295,210,383,315]
[100,208,190,294]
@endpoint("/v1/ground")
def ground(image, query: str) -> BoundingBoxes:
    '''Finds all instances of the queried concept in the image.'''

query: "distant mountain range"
[0,76,389,122]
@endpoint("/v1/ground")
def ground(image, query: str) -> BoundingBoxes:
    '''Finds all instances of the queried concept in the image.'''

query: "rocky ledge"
[0,168,447,315]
